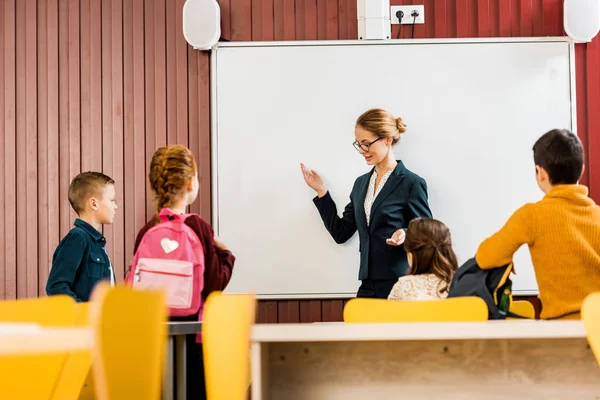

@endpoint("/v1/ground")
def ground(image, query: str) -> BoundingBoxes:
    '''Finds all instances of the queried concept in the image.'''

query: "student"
[388,218,458,301]
[132,145,235,400]
[301,108,432,299]
[476,129,600,320]
[46,172,117,301]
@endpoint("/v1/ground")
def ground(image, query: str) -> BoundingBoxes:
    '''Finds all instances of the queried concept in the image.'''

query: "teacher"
[301,108,432,299]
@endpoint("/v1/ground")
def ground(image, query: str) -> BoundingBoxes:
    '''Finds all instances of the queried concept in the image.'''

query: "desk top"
[0,326,93,355]
[252,320,586,343]
[167,321,202,336]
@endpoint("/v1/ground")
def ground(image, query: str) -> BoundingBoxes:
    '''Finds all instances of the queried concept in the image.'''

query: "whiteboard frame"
[210,37,576,299]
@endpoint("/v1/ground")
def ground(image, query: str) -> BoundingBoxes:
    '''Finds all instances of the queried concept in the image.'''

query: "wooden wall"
[0,0,598,323]
[1,0,211,298]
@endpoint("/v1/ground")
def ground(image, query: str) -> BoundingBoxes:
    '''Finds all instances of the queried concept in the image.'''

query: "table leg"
[163,336,174,400]
[176,335,187,400]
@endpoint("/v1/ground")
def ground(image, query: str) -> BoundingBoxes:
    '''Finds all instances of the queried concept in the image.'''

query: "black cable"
[396,10,404,39]
[411,11,418,38]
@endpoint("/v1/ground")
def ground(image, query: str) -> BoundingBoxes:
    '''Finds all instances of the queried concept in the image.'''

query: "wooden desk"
[251,320,600,399]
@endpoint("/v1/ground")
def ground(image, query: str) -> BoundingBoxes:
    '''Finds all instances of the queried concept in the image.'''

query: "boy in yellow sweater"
[476,129,600,319]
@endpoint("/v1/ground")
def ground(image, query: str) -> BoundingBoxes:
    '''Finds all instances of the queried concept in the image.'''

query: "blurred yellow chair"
[90,283,167,400]
[77,304,97,399]
[582,292,600,366]
[0,295,76,399]
[51,302,94,400]
[203,291,256,400]
[343,297,488,323]
[509,300,536,319]
[0,295,76,326]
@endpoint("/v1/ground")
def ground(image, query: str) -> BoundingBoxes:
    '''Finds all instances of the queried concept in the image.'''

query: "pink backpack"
[126,208,205,317]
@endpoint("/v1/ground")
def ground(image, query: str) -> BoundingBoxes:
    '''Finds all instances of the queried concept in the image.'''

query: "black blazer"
[313,160,432,281]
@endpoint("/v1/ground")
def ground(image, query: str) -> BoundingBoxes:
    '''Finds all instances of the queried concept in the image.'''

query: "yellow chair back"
[509,300,536,319]
[582,292,600,366]
[52,302,94,400]
[0,295,76,399]
[343,297,489,323]
[203,291,256,400]
[90,283,167,400]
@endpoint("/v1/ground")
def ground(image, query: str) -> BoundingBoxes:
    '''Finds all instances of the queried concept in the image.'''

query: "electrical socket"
[390,5,425,24]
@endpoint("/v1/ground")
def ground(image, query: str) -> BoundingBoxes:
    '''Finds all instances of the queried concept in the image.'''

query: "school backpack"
[447,257,526,319]
[125,208,205,317]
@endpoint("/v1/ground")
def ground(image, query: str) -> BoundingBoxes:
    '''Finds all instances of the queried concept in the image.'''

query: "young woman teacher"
[301,108,432,298]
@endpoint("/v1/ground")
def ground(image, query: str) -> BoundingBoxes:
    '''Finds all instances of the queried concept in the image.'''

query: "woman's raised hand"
[300,163,327,198]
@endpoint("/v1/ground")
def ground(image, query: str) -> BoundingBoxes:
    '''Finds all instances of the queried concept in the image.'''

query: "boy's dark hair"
[68,171,115,215]
[533,129,584,185]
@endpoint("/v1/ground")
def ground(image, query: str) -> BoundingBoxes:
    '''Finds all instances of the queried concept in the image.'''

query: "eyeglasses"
[353,137,382,152]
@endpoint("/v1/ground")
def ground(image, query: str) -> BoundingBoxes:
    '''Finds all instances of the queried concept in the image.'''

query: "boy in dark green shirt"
[46,172,118,302]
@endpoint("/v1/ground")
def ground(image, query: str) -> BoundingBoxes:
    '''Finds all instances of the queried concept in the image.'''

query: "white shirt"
[103,247,115,287]
[364,169,394,226]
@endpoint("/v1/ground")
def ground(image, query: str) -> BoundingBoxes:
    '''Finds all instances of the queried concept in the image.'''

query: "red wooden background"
[1,0,598,322]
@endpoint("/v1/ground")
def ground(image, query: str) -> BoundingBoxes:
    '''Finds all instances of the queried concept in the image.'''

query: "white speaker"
[564,0,600,43]
[183,0,221,50]
[357,0,391,40]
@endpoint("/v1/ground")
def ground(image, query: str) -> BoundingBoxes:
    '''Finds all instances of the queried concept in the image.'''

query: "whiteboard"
[212,38,575,298]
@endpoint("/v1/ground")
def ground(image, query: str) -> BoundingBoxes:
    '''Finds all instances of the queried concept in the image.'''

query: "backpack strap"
[158,208,189,223]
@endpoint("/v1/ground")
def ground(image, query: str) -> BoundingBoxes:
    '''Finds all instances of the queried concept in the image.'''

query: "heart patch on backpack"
[160,238,179,254]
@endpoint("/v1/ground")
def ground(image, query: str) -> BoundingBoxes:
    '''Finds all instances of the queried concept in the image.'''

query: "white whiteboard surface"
[212,38,575,298]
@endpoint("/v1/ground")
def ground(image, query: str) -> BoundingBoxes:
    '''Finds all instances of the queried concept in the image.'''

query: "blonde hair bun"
[396,117,407,134]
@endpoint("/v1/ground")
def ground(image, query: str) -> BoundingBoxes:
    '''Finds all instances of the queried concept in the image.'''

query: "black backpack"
[447,258,527,319]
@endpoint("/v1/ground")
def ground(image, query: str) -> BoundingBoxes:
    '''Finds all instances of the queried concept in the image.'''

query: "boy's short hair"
[533,129,584,185]
[68,172,115,215]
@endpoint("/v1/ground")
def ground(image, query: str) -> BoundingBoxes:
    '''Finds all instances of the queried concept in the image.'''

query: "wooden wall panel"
[253,0,275,40]
[275,0,296,40]
[102,0,125,279]
[15,0,39,298]
[588,34,600,200]
[123,0,147,272]
[15,0,26,297]
[40,0,60,296]
[2,0,18,300]
[0,0,5,300]
[187,51,212,220]
[144,0,157,220]
[257,301,279,323]
[295,0,318,40]
[1,0,7,300]
[300,300,323,323]
[25,0,39,298]
[231,0,252,41]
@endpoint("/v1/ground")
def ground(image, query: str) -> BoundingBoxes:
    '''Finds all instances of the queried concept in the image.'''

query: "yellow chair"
[0,295,77,399]
[343,297,488,323]
[52,302,94,400]
[89,283,167,400]
[0,295,76,326]
[582,292,600,365]
[203,291,256,400]
[77,303,97,400]
[509,300,536,319]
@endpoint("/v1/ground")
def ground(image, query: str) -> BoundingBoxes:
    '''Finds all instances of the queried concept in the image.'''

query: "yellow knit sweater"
[476,185,600,319]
